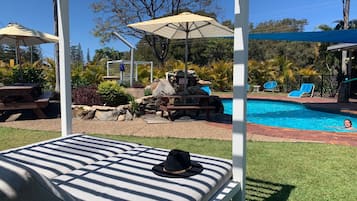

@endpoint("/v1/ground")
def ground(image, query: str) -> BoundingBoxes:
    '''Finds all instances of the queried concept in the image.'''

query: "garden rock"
[72,105,95,119]
[187,85,208,95]
[94,109,120,121]
[117,114,125,121]
[82,110,96,120]
[125,111,133,121]
[152,79,175,97]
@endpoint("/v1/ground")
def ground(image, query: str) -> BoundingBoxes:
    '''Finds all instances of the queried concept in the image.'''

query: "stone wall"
[71,96,155,121]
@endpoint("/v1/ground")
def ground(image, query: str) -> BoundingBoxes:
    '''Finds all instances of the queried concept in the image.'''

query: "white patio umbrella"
[0,23,58,66]
[128,12,233,93]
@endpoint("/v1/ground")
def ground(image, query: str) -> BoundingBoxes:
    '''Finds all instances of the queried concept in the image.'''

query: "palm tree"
[271,56,298,92]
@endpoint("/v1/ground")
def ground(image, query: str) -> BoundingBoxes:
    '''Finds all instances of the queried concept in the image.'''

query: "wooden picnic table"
[159,95,216,121]
[0,85,50,118]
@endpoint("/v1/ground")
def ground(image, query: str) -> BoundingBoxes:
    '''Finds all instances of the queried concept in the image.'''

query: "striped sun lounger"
[0,134,240,201]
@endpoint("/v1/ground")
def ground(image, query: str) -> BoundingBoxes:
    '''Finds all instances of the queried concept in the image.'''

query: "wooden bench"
[160,95,216,121]
[0,86,51,119]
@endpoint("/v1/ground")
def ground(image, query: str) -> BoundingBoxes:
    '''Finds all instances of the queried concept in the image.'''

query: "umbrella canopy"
[0,23,58,46]
[128,12,233,93]
[128,12,233,39]
[0,23,58,66]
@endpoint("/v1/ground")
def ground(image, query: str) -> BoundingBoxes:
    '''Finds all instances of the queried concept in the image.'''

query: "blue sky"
[0,0,356,59]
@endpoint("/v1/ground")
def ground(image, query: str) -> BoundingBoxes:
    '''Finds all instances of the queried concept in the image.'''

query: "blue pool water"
[222,99,357,132]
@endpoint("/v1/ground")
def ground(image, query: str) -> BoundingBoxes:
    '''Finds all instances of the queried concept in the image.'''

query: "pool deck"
[211,93,357,146]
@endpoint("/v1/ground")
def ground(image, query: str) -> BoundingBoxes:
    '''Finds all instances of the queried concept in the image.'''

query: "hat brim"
[152,161,203,178]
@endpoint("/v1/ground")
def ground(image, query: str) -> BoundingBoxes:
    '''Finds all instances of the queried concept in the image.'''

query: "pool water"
[222,99,357,132]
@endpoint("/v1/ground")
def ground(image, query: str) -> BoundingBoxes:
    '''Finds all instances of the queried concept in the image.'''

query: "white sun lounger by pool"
[0,134,240,201]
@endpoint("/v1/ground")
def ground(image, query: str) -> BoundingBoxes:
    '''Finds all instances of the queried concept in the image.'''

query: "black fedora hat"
[152,149,203,178]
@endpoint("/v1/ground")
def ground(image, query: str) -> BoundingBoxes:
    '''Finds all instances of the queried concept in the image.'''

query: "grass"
[0,127,356,201]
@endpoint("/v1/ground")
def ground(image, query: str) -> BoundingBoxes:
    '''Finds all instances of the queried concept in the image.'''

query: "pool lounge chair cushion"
[288,83,315,98]
[263,81,278,92]
[0,156,79,201]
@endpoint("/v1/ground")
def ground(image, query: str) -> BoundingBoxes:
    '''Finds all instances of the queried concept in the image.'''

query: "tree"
[92,47,123,64]
[91,0,218,66]
[22,46,42,64]
[249,18,315,67]
[70,43,84,66]
[86,48,91,64]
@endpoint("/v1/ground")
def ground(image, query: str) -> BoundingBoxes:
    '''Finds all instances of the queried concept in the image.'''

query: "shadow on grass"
[246,177,295,201]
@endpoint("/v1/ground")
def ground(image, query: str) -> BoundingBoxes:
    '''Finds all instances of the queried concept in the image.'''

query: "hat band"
[163,166,192,175]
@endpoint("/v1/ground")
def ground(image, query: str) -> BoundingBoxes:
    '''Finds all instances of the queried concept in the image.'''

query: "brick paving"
[211,93,357,147]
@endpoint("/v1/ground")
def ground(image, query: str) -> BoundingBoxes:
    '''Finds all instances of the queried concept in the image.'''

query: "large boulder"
[152,79,175,97]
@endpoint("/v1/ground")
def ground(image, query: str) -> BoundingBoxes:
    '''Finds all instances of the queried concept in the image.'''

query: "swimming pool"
[222,99,357,132]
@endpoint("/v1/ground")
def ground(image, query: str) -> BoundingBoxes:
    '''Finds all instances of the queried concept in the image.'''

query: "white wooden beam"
[233,0,249,200]
[57,0,72,136]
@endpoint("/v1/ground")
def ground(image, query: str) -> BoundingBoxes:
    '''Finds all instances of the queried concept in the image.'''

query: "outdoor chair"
[0,134,240,201]
[288,83,315,98]
[263,81,279,92]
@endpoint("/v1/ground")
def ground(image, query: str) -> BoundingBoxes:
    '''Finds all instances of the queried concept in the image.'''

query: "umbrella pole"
[184,22,188,94]
[16,40,23,81]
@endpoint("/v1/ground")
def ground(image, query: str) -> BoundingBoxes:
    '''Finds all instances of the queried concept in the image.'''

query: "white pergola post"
[130,48,134,86]
[112,32,135,87]
[135,62,138,81]
[57,0,72,137]
[233,0,249,200]
[106,61,110,76]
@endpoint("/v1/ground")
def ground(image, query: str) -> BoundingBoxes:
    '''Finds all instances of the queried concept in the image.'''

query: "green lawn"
[0,127,356,201]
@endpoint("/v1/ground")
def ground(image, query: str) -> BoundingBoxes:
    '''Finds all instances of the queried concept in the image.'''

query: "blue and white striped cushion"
[1,134,140,178]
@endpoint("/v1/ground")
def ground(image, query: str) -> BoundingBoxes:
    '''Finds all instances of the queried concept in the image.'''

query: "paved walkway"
[1,93,357,146]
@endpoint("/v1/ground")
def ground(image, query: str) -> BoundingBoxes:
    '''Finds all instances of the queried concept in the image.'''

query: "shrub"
[97,81,130,106]
[71,66,91,88]
[12,66,46,87]
[71,65,105,88]
[0,67,13,85]
[72,86,102,106]
[144,88,152,96]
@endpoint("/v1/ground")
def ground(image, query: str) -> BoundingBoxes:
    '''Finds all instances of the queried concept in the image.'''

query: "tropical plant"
[298,65,319,77]
[129,96,142,116]
[144,88,152,96]
[71,66,91,88]
[269,57,298,92]
[137,64,152,86]
[37,58,56,90]
[208,61,233,91]
[248,60,279,86]
[71,65,105,88]
[191,64,211,82]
